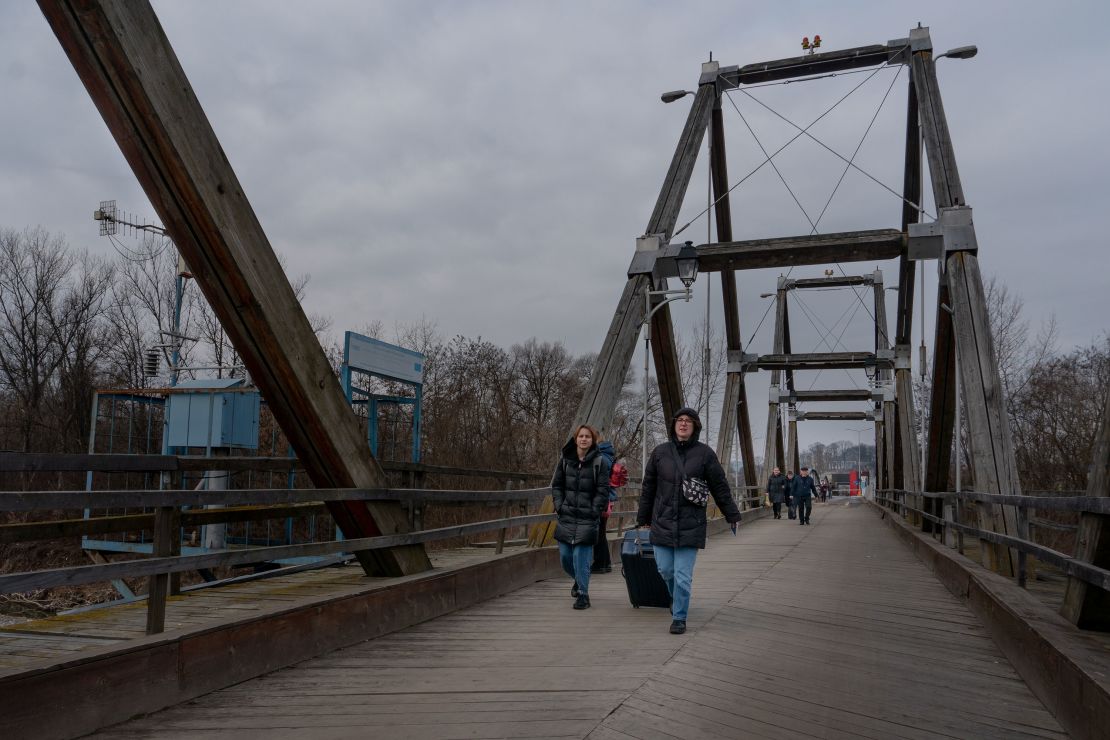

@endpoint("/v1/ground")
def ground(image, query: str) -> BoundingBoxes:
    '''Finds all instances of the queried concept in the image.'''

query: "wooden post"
[145,505,177,635]
[895,366,921,524]
[1061,391,1110,628]
[911,36,1021,576]
[496,480,512,554]
[762,283,788,480]
[39,0,429,577]
[926,281,958,543]
[872,270,890,492]
[1016,503,1029,589]
[572,83,714,437]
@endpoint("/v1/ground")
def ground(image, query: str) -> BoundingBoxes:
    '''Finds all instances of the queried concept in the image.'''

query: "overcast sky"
[1,1,1107,456]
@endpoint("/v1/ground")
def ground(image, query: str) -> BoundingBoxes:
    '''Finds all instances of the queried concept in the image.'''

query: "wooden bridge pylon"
[38,0,430,577]
[576,26,1025,573]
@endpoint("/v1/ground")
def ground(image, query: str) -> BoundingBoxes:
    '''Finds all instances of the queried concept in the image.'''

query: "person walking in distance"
[792,466,818,525]
[592,440,618,574]
[767,466,788,519]
[637,407,742,635]
[552,425,610,609]
[784,470,797,520]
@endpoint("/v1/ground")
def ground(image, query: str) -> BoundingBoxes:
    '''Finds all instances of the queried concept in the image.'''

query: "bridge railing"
[0,451,761,636]
[874,488,1110,599]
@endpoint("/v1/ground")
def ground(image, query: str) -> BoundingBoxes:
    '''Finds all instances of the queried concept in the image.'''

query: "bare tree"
[0,228,76,450]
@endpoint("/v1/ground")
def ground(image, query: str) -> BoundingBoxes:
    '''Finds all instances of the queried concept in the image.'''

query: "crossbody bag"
[668,443,709,507]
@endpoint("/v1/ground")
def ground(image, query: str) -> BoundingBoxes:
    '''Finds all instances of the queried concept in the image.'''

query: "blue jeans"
[653,545,698,621]
[558,541,594,594]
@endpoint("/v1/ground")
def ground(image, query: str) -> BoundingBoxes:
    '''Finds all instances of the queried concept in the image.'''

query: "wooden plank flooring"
[0,547,512,678]
[90,501,1065,739]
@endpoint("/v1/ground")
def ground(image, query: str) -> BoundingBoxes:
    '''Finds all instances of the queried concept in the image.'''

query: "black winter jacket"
[551,438,610,546]
[637,428,741,549]
[767,473,788,504]
[791,474,817,501]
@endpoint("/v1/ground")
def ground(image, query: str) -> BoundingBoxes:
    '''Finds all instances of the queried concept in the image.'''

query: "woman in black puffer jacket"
[551,424,610,610]
[637,407,741,634]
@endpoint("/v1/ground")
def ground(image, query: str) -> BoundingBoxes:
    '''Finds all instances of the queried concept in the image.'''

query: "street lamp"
[642,242,699,477]
[936,45,977,60]
[660,89,695,104]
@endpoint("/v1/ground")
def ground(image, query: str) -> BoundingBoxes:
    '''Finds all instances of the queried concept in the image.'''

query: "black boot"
[571,582,579,598]
[573,593,591,610]
[669,620,686,634]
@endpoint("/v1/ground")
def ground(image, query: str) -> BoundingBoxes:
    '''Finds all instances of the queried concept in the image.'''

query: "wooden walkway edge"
[867,500,1110,740]
[0,546,567,740]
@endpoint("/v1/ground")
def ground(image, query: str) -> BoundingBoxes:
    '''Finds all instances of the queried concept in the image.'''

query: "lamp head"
[675,242,699,288]
[938,45,977,60]
[661,90,693,104]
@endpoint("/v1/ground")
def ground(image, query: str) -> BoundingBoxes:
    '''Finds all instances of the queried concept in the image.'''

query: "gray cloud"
[1,1,1106,454]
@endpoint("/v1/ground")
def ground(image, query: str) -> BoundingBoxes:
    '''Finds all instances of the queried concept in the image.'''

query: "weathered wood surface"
[0,514,554,594]
[784,389,873,402]
[0,547,519,680]
[0,486,550,512]
[37,0,427,576]
[725,43,901,85]
[1061,390,1110,627]
[797,411,872,421]
[710,99,757,490]
[788,274,875,289]
[696,229,904,272]
[89,503,1065,739]
[0,452,550,482]
[0,504,329,544]
[573,83,712,439]
[744,352,892,371]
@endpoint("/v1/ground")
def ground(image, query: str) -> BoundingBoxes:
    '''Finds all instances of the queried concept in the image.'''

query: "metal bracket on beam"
[886,37,912,64]
[907,206,977,260]
[715,64,740,93]
[728,352,759,374]
[909,26,933,53]
[894,345,912,370]
[628,235,695,281]
[699,60,721,85]
[873,384,895,403]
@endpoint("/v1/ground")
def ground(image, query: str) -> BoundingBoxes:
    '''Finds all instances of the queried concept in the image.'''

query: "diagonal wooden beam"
[39,0,429,576]
[575,82,714,436]
[913,41,1020,576]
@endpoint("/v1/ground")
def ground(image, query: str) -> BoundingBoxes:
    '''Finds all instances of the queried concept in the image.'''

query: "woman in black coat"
[637,407,741,634]
[551,424,610,610]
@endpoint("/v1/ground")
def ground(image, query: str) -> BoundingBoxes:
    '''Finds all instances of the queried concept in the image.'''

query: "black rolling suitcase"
[620,530,672,609]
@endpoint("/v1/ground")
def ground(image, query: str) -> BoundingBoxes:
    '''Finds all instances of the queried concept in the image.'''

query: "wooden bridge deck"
[0,547,519,678]
[88,501,1065,739]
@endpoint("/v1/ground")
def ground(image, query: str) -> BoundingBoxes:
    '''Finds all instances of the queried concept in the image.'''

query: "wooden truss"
[576,26,1026,577]
[39,1,429,577]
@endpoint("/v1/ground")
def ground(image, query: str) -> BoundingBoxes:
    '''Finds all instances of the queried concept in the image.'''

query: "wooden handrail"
[0,513,556,595]
[874,490,1110,592]
[0,486,553,512]
[0,451,551,480]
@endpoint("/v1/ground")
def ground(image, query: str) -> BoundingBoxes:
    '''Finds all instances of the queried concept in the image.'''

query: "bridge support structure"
[578,25,1025,580]
[39,0,429,576]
